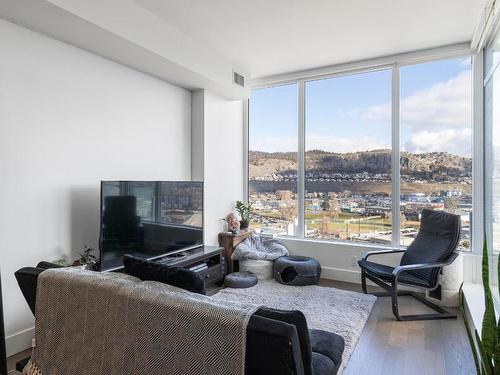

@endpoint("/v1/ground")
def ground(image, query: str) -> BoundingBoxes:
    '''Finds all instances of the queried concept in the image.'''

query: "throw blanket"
[232,236,289,261]
[24,268,259,375]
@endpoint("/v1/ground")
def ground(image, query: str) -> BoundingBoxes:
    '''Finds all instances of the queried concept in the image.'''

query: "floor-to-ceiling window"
[248,84,299,236]
[304,69,392,243]
[400,58,472,249]
[247,53,473,248]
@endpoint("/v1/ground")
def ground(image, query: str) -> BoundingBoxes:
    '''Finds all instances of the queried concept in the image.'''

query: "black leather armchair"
[358,209,461,321]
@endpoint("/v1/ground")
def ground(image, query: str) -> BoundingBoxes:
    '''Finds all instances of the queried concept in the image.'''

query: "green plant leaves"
[235,200,253,221]
[480,234,498,374]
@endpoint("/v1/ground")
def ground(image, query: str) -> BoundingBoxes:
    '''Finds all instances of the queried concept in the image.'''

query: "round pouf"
[224,272,258,288]
[273,256,322,286]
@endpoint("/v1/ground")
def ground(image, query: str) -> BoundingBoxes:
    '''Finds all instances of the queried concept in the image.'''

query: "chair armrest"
[392,252,459,280]
[362,249,406,261]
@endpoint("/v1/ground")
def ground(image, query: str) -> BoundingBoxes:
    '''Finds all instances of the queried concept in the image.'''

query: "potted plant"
[460,234,499,374]
[235,200,253,230]
[76,246,98,270]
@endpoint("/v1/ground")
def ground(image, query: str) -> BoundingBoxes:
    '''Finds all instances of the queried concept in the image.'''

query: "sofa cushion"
[246,314,304,375]
[123,255,205,294]
[311,352,336,375]
[253,307,313,375]
[309,329,344,374]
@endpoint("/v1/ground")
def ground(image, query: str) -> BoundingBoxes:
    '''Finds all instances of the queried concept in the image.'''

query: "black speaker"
[0,270,7,375]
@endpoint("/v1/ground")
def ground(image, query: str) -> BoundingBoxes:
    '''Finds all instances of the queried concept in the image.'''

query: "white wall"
[280,238,403,284]
[191,90,205,181]
[190,90,244,245]
[0,19,192,355]
[203,91,244,245]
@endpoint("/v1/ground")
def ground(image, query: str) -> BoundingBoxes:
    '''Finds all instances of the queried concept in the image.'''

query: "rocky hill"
[249,149,472,180]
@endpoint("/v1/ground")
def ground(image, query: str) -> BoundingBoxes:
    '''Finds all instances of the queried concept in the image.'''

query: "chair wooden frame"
[360,249,459,321]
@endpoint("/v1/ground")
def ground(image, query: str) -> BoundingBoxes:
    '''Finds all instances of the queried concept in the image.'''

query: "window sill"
[276,235,403,251]
[462,282,500,341]
[276,235,473,253]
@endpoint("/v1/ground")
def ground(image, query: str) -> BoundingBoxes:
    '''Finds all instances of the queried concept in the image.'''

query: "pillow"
[253,307,312,375]
[123,255,206,295]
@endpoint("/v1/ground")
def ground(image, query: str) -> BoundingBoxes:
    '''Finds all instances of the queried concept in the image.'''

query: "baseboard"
[5,326,34,357]
[321,267,362,284]
[320,266,382,286]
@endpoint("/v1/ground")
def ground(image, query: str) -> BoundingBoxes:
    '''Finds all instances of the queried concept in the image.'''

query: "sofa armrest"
[246,314,304,375]
[36,261,64,270]
[14,262,63,316]
[15,267,44,316]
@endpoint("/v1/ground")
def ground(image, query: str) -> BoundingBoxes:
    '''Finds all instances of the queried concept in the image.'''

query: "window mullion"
[391,64,401,247]
[472,51,484,258]
[298,81,306,238]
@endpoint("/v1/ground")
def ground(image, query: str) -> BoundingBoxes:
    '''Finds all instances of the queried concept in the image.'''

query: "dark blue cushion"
[358,259,434,288]
[224,272,258,288]
[401,209,460,285]
[309,329,344,374]
[312,352,336,375]
[253,307,313,375]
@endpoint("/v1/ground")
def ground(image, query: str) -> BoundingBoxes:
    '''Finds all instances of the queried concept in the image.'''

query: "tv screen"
[99,181,203,271]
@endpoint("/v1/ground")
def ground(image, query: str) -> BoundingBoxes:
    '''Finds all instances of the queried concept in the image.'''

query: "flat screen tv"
[99,181,203,271]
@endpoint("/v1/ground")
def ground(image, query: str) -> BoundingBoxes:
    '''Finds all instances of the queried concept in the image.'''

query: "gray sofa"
[16,264,344,374]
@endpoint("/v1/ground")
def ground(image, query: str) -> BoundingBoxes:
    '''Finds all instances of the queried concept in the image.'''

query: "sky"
[249,57,472,157]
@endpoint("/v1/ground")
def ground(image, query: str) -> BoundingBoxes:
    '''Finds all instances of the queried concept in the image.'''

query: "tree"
[321,200,331,211]
[319,216,330,236]
[444,196,459,214]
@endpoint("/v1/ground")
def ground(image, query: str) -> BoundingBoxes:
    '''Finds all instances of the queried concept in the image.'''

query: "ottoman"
[273,256,322,286]
[224,272,258,288]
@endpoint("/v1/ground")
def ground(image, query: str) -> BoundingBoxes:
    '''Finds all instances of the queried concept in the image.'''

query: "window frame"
[484,25,500,255]
[244,43,480,252]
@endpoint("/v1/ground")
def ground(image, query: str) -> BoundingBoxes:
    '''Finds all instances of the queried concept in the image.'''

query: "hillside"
[249,149,472,180]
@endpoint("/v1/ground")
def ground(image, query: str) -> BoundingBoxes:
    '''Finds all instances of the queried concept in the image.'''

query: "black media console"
[155,246,225,287]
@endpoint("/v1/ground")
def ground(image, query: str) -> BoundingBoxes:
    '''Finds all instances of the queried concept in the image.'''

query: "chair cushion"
[224,272,258,288]
[310,329,344,374]
[253,307,313,375]
[311,353,336,375]
[358,259,433,288]
[123,255,205,294]
[246,314,304,375]
[400,209,460,285]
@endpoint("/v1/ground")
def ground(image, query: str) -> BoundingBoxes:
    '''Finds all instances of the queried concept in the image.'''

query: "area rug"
[212,280,376,373]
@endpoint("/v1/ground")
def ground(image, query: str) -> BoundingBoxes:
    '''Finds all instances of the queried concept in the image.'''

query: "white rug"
[212,280,376,373]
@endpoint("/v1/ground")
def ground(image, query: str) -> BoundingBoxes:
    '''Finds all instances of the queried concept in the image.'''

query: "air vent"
[233,71,245,87]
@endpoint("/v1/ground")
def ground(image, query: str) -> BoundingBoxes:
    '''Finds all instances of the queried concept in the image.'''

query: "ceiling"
[135,0,484,78]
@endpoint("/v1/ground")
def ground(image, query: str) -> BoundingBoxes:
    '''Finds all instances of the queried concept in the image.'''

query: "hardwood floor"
[7,279,476,374]
[319,279,477,375]
[7,348,30,374]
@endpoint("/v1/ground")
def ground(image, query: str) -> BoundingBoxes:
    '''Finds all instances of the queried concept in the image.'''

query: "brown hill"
[249,149,471,180]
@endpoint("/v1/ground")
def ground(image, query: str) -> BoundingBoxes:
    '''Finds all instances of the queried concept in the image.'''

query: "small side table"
[218,229,253,274]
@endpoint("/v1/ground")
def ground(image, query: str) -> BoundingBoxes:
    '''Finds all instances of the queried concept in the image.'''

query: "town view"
[248,58,473,250]
[249,149,472,249]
